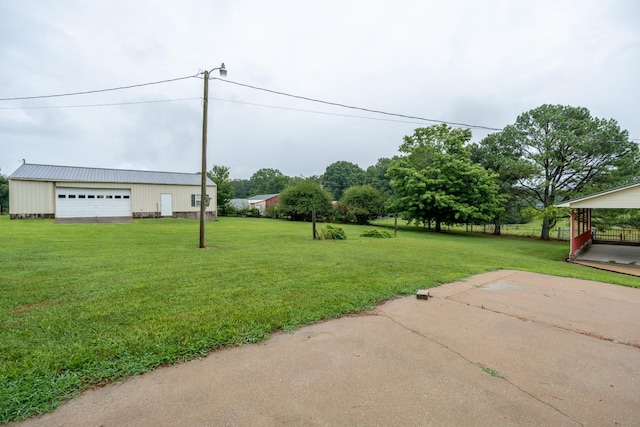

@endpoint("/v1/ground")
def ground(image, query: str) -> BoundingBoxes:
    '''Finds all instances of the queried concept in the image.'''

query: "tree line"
[208,104,640,239]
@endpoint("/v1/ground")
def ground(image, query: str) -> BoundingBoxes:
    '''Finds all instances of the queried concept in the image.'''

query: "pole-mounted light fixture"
[199,62,227,249]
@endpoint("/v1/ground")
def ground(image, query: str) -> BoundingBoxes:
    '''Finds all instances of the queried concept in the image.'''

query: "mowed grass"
[1,216,638,422]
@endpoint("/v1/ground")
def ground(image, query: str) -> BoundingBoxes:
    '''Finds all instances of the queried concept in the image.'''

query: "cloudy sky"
[1,0,639,179]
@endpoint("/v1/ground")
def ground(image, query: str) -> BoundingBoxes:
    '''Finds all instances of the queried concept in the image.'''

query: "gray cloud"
[1,0,638,178]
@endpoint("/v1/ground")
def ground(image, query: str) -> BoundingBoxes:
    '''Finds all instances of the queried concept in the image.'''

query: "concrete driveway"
[15,270,640,426]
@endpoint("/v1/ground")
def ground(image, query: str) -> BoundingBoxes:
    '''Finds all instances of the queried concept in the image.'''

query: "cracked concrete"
[14,270,640,426]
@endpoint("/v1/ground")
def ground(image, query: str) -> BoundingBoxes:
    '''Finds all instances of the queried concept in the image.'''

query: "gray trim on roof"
[9,163,215,186]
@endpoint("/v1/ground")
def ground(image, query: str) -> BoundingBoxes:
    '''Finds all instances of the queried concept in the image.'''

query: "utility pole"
[199,63,226,249]
[199,70,210,249]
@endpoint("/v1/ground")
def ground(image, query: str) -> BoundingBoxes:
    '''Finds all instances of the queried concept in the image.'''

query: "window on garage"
[191,194,210,207]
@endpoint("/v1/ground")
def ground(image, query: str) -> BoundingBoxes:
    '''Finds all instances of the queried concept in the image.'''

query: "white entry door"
[160,194,173,217]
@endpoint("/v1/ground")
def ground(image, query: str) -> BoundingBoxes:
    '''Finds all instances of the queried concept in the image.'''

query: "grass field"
[373,217,573,239]
[1,216,638,423]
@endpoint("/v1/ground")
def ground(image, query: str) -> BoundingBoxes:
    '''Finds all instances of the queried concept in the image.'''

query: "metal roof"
[9,163,215,186]
[247,194,279,201]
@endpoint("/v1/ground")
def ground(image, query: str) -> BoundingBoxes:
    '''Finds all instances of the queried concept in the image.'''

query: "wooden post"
[312,209,317,239]
[394,216,398,236]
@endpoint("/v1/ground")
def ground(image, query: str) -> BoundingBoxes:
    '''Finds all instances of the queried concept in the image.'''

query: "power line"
[0,97,201,110]
[2,91,485,130]
[2,71,637,141]
[210,97,455,127]
[0,74,198,102]
[212,77,504,132]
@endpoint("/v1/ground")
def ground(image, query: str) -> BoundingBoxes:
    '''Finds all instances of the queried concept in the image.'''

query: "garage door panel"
[56,188,131,218]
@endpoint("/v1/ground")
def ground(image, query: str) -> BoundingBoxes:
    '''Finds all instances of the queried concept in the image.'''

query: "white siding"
[9,180,54,215]
[568,186,640,208]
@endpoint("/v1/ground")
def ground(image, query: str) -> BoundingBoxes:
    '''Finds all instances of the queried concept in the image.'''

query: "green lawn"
[373,217,572,239]
[1,216,638,422]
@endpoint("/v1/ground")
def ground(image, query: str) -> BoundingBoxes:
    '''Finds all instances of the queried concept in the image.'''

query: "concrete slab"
[576,244,640,266]
[573,244,640,277]
[13,270,640,427]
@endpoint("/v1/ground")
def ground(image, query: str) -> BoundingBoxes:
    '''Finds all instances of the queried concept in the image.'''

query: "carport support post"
[199,70,210,249]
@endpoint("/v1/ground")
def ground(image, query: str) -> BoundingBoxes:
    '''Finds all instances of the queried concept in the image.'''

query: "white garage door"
[56,188,131,218]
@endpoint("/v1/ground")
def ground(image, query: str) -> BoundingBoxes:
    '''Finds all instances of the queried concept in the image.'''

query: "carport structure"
[557,182,640,259]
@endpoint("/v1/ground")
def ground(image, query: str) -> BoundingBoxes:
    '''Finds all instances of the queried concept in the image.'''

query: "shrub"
[338,185,386,225]
[361,229,394,238]
[238,207,261,217]
[218,204,237,217]
[319,224,346,240]
[278,180,333,222]
[264,204,282,219]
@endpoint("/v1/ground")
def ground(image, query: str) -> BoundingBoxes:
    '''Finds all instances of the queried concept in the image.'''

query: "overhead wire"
[0,94,491,130]
[211,78,504,131]
[0,74,199,101]
[0,72,637,141]
[209,98,451,127]
[0,97,201,110]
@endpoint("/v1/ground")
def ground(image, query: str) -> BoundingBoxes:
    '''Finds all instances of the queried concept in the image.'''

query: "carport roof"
[556,181,640,209]
[9,163,214,186]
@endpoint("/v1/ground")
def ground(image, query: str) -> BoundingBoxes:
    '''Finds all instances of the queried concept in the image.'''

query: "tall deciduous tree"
[387,125,505,232]
[231,179,252,199]
[322,161,364,200]
[207,165,234,215]
[493,104,639,239]
[249,168,291,195]
[364,157,395,198]
[471,130,537,234]
[278,180,333,222]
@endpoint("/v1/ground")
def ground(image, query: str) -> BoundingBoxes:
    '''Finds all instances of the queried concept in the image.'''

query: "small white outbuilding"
[8,163,216,220]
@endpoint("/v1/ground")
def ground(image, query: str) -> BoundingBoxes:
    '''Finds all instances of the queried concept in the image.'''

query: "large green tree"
[471,130,537,233]
[0,173,8,214]
[363,157,395,198]
[336,184,385,225]
[322,161,364,200]
[207,165,234,215]
[231,179,252,199]
[492,104,639,239]
[387,125,505,232]
[249,168,291,195]
[278,180,333,222]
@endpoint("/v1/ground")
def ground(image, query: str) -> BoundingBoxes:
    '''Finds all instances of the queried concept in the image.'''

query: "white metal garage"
[56,188,131,218]
[9,163,217,220]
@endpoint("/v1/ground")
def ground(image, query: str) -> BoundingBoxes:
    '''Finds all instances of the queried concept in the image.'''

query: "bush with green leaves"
[319,224,346,240]
[278,180,333,222]
[337,184,385,225]
[218,203,237,217]
[360,229,394,238]
[239,207,261,217]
